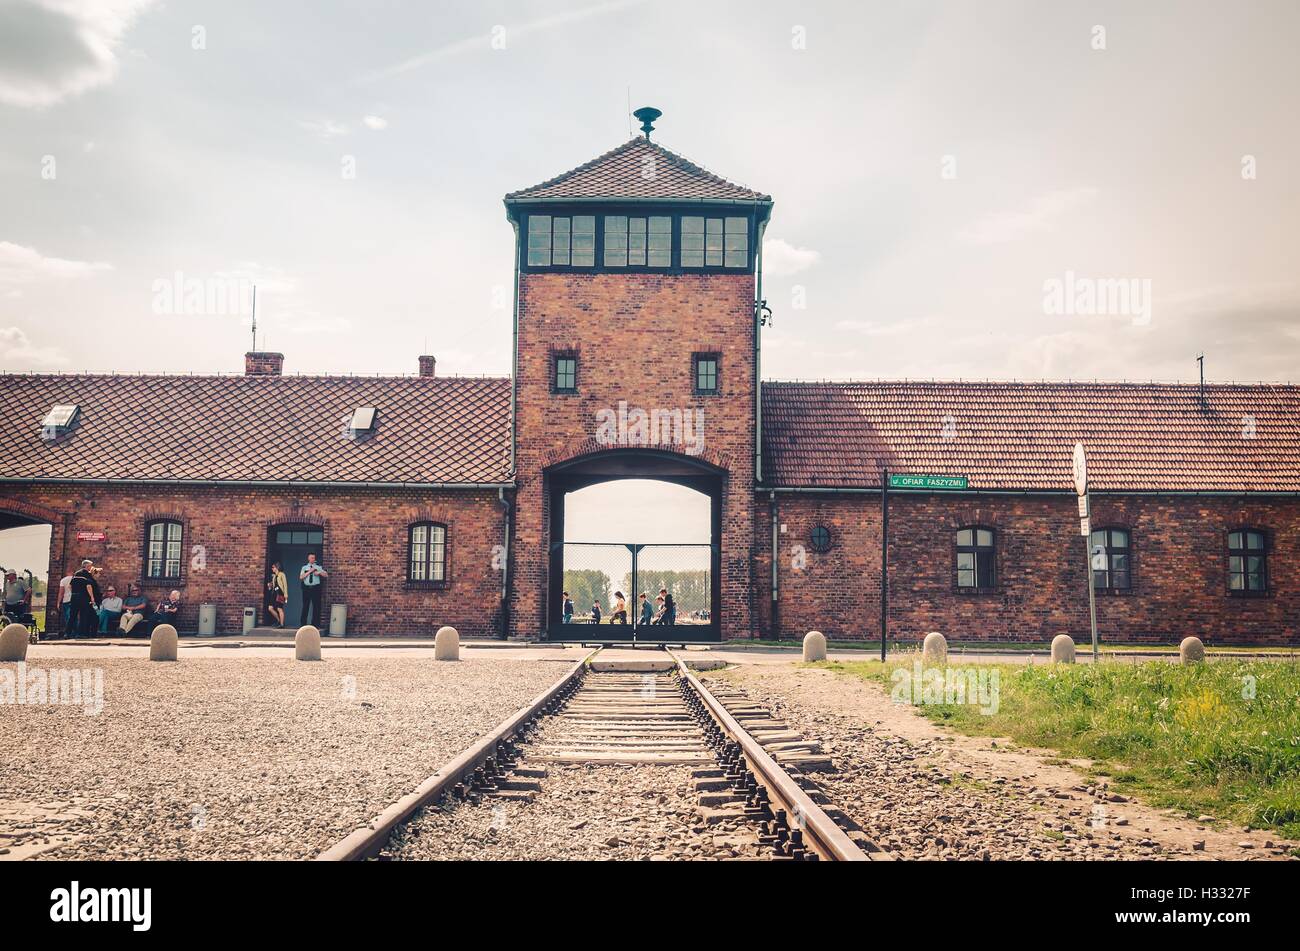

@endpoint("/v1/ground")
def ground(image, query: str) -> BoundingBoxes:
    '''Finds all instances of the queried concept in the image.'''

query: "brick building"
[2,122,1297,644]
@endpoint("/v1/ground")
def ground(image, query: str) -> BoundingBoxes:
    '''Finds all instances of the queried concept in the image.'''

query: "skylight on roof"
[348,407,376,431]
[41,403,79,441]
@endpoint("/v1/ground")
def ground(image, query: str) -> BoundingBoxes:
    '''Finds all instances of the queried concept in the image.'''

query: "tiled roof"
[505,137,770,203]
[0,374,512,485]
[762,381,1300,492]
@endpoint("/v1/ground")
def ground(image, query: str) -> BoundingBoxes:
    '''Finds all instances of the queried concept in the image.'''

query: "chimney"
[245,351,284,376]
[418,354,436,378]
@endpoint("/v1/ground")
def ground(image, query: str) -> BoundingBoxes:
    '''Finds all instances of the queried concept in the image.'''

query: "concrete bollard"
[1051,634,1077,664]
[434,625,460,661]
[149,624,178,661]
[0,623,29,662]
[921,631,947,666]
[802,630,827,662]
[1179,636,1205,665]
[295,625,322,661]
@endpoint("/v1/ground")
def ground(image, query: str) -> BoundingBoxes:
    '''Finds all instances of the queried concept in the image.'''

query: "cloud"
[362,115,387,131]
[356,0,650,84]
[0,326,67,367]
[0,1,157,108]
[0,242,112,284]
[762,237,819,276]
[297,118,349,139]
[956,186,1099,246]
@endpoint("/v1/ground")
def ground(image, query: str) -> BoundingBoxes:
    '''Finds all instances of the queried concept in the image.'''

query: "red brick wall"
[5,485,506,637]
[510,271,758,639]
[758,493,1300,646]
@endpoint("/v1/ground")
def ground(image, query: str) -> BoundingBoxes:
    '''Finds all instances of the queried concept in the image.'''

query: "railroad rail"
[319,646,875,861]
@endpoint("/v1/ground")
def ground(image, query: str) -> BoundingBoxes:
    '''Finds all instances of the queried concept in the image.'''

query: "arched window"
[1228,529,1268,593]
[144,519,183,580]
[1090,528,1131,591]
[409,522,447,583]
[956,527,995,589]
[809,524,832,553]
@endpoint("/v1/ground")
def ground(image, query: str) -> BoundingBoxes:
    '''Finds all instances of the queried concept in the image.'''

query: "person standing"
[68,560,98,637]
[660,588,676,626]
[590,601,602,625]
[561,591,574,625]
[97,586,124,633]
[610,591,628,625]
[264,561,287,627]
[3,570,31,619]
[638,592,652,628]
[58,572,74,635]
[298,553,328,627]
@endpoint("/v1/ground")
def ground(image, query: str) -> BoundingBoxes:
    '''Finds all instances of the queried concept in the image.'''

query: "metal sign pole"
[1073,443,1099,661]
[880,467,888,663]
[1085,511,1099,661]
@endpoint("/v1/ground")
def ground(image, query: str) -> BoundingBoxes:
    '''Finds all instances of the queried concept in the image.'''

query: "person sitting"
[589,601,602,624]
[149,590,181,632]
[119,584,150,635]
[97,586,124,633]
[3,570,31,621]
[610,591,628,625]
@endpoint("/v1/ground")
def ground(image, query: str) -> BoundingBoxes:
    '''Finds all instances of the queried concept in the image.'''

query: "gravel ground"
[385,762,767,861]
[0,656,567,860]
[700,665,1295,860]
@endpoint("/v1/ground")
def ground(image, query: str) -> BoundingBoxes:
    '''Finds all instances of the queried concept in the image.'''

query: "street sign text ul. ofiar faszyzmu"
[887,474,969,490]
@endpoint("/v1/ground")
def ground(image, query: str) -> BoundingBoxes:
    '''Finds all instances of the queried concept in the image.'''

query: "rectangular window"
[648,216,671,266]
[956,528,995,589]
[146,521,183,580]
[694,354,719,394]
[1091,528,1131,591]
[1228,530,1267,592]
[528,215,595,267]
[603,215,672,267]
[604,215,627,266]
[409,524,447,582]
[682,216,748,267]
[554,355,577,393]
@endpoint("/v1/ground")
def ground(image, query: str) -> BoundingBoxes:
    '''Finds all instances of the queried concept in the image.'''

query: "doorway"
[266,524,325,627]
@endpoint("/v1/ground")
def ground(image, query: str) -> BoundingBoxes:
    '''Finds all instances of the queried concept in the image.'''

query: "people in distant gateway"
[68,560,99,637]
[638,592,652,627]
[151,589,181,630]
[3,570,31,620]
[299,553,328,626]
[590,600,602,624]
[119,583,150,635]
[562,592,574,625]
[660,588,676,626]
[264,561,288,628]
[610,591,628,625]
[97,585,123,634]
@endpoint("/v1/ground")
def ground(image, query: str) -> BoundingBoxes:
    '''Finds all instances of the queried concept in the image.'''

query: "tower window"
[603,215,670,267]
[527,215,595,267]
[554,354,577,393]
[693,354,719,394]
[682,216,748,268]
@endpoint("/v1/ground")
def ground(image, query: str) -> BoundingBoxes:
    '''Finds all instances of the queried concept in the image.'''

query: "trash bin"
[198,603,217,636]
[242,607,257,634]
[329,603,347,637]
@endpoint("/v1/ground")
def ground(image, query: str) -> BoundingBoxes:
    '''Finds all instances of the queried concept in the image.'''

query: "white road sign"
[1072,442,1088,496]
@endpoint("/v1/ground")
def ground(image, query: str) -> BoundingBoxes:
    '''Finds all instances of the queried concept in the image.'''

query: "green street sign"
[888,474,969,490]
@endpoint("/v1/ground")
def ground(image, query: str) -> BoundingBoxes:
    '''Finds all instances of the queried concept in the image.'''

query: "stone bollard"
[0,622,29,662]
[802,630,827,662]
[434,625,460,661]
[1050,634,1077,664]
[921,631,947,666]
[1179,636,1205,665]
[295,625,322,661]
[149,624,178,661]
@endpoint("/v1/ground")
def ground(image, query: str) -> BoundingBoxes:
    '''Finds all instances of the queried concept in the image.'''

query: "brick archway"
[0,494,68,634]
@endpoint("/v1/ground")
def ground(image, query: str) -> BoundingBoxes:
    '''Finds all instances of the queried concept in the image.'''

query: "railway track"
[318,647,884,862]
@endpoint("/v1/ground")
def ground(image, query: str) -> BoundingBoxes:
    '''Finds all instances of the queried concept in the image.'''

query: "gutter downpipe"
[769,490,779,640]
[497,487,512,639]
[754,209,768,485]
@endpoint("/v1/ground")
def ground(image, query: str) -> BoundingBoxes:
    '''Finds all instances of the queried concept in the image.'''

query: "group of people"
[55,560,180,638]
[262,554,329,627]
[562,587,677,626]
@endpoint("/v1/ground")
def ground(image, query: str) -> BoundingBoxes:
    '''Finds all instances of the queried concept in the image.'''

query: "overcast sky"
[1,0,1297,387]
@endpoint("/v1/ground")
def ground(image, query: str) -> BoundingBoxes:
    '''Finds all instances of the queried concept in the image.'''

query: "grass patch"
[736,639,1292,654]
[818,657,1300,838]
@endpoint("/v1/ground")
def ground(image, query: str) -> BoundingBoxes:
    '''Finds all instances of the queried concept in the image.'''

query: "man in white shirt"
[97,586,124,634]
[298,553,329,627]
[59,572,74,636]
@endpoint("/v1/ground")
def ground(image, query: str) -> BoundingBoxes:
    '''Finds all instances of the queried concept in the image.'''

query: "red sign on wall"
[76,531,107,542]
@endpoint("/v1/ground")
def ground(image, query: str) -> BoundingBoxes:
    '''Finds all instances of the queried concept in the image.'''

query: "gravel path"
[700,664,1299,861]
[385,761,767,860]
[0,656,567,860]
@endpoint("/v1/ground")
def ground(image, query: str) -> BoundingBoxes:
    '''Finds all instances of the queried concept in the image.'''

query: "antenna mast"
[1197,353,1206,408]
[251,284,258,352]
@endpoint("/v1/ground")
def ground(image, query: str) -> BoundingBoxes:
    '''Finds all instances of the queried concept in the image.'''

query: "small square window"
[693,354,719,394]
[554,355,577,393]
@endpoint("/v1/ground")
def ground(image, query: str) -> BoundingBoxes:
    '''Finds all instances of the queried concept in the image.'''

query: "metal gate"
[550,541,718,643]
